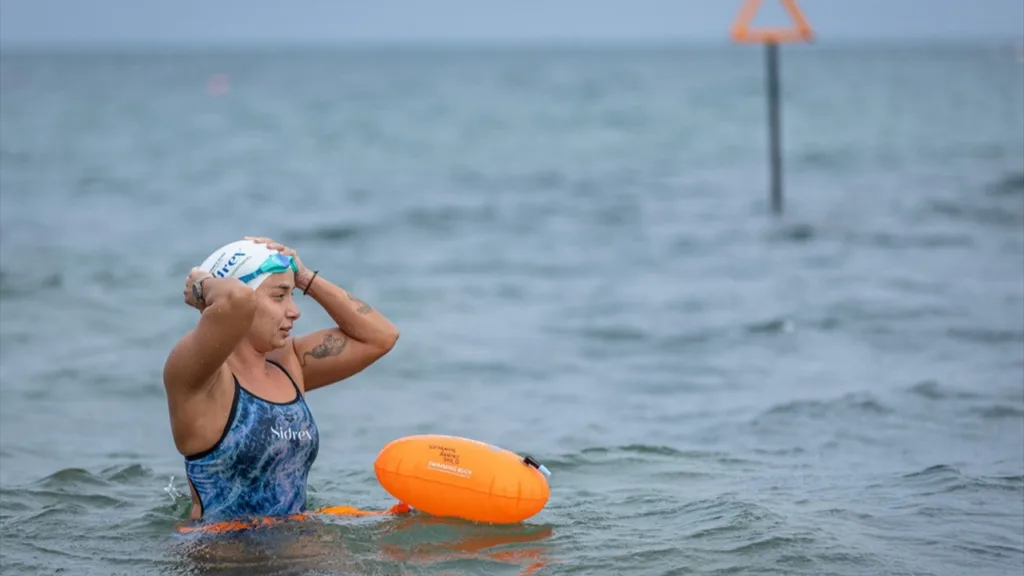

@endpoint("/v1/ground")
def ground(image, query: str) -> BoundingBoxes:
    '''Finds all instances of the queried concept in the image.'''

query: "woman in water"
[163,236,400,524]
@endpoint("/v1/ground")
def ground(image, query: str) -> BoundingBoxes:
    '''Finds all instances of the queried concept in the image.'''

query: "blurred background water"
[0,42,1022,575]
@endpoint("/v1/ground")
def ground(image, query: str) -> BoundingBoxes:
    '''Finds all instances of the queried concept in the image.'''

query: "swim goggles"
[238,252,298,285]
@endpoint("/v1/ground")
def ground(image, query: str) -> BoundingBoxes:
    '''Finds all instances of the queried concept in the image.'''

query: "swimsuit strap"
[266,359,302,397]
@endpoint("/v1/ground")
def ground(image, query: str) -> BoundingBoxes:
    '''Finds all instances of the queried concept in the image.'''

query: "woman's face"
[248,272,301,352]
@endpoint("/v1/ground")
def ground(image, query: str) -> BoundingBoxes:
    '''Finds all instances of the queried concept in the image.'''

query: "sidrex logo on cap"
[214,251,248,278]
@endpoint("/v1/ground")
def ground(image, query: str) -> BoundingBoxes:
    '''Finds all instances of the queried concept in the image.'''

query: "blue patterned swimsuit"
[184,360,320,523]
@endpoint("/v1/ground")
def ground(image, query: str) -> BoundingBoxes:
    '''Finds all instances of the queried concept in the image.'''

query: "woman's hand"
[183,267,214,311]
[244,236,315,291]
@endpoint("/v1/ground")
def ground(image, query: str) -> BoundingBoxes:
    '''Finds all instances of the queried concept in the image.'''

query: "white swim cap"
[198,239,296,290]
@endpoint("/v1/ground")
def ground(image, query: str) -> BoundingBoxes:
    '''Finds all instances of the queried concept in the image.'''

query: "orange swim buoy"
[373,434,551,524]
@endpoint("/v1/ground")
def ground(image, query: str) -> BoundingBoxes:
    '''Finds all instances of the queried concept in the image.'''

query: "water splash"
[164,476,184,503]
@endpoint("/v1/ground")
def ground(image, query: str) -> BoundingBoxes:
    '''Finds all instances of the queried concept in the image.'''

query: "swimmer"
[162,236,399,524]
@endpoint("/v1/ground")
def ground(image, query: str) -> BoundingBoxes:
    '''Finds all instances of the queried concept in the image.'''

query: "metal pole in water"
[765,43,783,214]
[729,0,814,217]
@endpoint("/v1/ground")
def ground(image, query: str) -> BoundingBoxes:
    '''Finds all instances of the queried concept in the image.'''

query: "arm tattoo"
[347,291,373,315]
[300,333,349,366]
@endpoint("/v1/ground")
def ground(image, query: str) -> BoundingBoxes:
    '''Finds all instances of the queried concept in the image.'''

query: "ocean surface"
[0,42,1022,576]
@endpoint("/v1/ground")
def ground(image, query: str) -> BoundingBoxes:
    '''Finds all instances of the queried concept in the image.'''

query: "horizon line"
[2,34,1020,53]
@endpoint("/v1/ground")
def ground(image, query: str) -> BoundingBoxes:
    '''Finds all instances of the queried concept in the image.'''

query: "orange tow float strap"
[175,502,412,535]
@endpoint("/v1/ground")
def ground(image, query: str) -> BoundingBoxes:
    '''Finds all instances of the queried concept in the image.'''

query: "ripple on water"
[2,463,565,576]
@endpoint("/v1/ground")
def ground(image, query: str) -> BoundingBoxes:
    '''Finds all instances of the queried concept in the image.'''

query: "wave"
[968,405,1024,419]
[946,326,1024,345]
[928,198,1023,227]
[539,444,754,471]
[898,464,1024,496]
[283,222,366,243]
[0,268,63,299]
[987,171,1024,196]
[904,380,984,401]
[754,392,894,422]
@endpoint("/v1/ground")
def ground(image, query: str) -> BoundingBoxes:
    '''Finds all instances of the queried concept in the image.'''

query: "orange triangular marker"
[731,0,814,44]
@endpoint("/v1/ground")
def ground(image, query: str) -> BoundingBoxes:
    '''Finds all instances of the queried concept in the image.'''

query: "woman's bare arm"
[163,271,256,396]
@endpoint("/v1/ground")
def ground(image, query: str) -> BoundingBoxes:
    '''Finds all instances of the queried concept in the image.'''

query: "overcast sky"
[1,0,1022,45]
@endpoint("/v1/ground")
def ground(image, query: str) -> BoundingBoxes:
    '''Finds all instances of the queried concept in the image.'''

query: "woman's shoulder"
[266,345,306,393]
